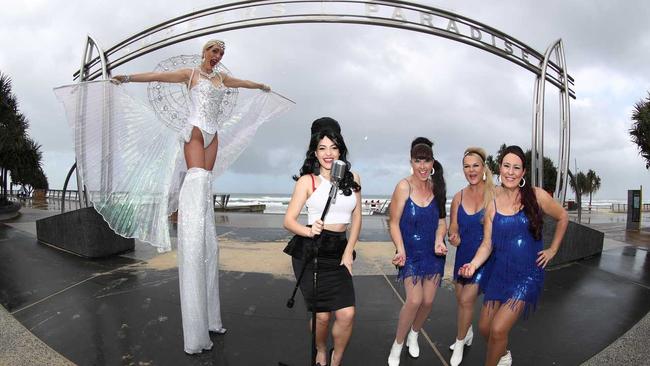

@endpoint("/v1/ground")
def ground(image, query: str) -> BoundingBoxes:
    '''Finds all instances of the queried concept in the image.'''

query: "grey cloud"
[1,1,648,198]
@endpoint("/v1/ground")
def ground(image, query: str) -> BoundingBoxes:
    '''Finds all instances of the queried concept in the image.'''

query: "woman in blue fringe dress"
[459,145,568,366]
[387,137,448,366]
[447,147,495,366]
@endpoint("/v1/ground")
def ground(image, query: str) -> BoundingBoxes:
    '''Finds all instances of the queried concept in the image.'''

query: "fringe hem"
[397,273,443,287]
[484,297,538,319]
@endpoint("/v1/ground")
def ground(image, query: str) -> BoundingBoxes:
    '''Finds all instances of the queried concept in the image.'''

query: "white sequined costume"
[184,69,225,147]
[54,74,293,354]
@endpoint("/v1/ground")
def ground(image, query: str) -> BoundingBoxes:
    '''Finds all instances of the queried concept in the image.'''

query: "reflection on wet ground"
[11,197,80,213]
[2,203,650,364]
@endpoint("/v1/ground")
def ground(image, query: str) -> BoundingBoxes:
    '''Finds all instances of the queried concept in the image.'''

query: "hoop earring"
[409,167,413,175]
[496,175,501,185]
[483,172,487,181]
[519,177,526,187]
[430,167,435,176]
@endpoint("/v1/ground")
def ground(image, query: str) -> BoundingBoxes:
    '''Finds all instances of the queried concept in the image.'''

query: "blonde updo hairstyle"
[463,147,495,211]
[202,39,225,58]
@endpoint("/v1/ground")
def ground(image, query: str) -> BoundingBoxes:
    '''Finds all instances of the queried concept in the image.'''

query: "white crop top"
[306,175,357,225]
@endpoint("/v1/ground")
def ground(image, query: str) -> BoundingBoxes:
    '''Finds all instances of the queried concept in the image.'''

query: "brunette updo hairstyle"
[411,137,446,218]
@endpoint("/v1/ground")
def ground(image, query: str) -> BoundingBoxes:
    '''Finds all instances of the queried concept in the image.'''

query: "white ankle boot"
[405,328,420,358]
[497,350,512,366]
[449,325,473,350]
[387,340,403,366]
[450,338,465,366]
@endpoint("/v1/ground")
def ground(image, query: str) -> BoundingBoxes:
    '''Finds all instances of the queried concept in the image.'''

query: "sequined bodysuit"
[186,70,227,147]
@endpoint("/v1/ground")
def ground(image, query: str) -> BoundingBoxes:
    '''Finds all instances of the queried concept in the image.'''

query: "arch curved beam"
[73,0,574,98]
[531,38,571,201]
[75,36,111,208]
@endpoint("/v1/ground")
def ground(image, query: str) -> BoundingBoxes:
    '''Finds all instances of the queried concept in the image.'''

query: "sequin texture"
[483,210,544,315]
[188,77,226,135]
[453,204,493,290]
[397,197,446,284]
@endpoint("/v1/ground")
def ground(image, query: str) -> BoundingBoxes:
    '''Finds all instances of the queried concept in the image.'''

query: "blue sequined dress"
[453,190,492,289]
[397,195,446,284]
[483,208,544,314]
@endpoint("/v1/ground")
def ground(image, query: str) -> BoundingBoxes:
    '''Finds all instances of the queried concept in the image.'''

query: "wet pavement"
[1,206,650,365]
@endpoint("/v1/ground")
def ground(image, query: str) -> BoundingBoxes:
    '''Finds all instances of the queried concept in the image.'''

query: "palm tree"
[11,137,48,193]
[568,170,588,222]
[0,70,47,204]
[631,92,650,168]
[0,72,20,204]
[585,169,601,211]
[524,150,558,194]
[486,143,507,175]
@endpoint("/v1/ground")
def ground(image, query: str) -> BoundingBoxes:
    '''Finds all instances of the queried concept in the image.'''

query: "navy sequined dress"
[397,196,446,284]
[483,208,544,313]
[453,191,492,290]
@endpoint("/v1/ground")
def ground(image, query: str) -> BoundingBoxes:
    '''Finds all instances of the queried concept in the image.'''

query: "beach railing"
[213,194,231,209]
[611,203,650,213]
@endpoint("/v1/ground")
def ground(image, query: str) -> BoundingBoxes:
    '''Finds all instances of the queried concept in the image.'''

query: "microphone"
[331,160,346,182]
[329,160,347,204]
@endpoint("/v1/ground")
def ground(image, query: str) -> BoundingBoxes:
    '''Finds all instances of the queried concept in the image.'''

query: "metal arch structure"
[63,35,111,213]
[532,39,571,203]
[66,0,574,210]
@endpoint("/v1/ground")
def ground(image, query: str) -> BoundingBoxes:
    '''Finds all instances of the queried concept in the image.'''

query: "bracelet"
[123,75,131,83]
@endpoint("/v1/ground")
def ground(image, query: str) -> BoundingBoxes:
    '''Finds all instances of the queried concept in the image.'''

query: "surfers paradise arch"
[67,0,574,210]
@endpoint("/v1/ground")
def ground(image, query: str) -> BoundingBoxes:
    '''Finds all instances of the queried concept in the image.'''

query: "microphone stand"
[283,179,339,366]
[308,182,337,366]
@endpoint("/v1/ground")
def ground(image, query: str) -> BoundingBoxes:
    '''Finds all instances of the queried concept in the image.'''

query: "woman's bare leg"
[184,127,207,169]
[455,283,479,339]
[411,276,440,331]
[204,134,219,171]
[478,301,499,340]
[394,279,424,344]
[331,306,355,366]
[485,302,523,366]
[310,312,331,365]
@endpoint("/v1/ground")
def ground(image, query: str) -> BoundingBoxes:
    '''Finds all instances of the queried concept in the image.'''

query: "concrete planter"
[0,201,21,221]
[543,216,604,267]
[36,207,134,258]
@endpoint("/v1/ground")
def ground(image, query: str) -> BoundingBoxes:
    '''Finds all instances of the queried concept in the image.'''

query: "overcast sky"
[1,0,649,199]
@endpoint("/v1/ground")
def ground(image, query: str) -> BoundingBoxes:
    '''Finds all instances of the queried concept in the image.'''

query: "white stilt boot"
[205,171,226,334]
[387,340,403,366]
[178,167,213,354]
[405,328,420,358]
